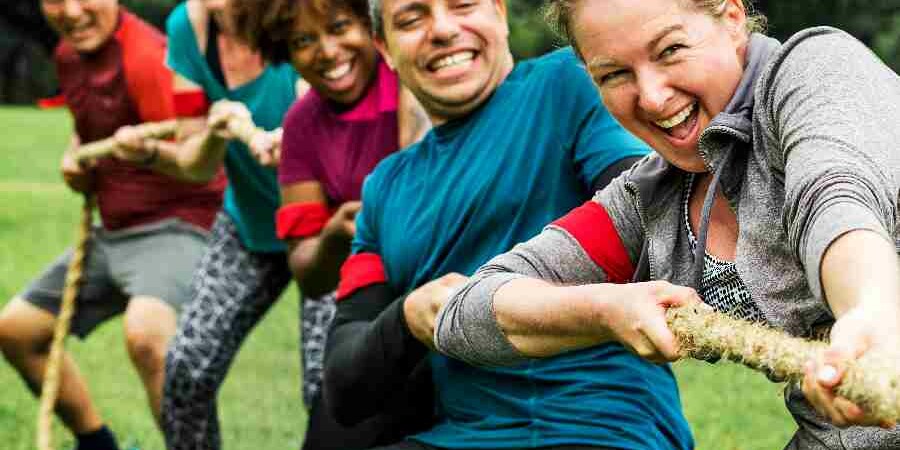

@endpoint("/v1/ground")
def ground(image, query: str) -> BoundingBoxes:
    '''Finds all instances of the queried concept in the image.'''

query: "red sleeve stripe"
[37,94,66,109]
[551,201,634,283]
[173,91,210,117]
[276,202,332,240]
[336,252,388,301]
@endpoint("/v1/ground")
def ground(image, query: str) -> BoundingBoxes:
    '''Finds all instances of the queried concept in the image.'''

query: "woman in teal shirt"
[158,1,305,449]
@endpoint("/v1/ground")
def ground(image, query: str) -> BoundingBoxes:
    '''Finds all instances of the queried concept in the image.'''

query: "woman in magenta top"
[230,0,429,448]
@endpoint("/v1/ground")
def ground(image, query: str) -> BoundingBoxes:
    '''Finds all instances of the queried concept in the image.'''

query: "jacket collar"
[697,33,781,172]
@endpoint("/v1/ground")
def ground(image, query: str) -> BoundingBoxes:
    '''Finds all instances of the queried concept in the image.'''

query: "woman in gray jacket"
[435,0,900,448]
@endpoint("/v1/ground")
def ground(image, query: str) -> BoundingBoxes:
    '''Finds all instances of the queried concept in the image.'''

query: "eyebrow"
[647,24,684,52]
[586,24,685,72]
[391,1,428,21]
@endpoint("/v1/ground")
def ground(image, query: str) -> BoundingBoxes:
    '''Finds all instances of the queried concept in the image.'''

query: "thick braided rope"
[75,120,179,163]
[73,116,265,164]
[667,303,900,423]
[37,195,94,450]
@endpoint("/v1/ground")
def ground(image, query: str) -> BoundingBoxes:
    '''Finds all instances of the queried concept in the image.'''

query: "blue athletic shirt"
[352,48,694,449]
[166,3,299,252]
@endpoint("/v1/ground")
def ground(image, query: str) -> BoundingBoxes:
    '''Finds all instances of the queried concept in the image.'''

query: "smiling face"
[575,0,748,172]
[289,8,378,105]
[41,0,119,54]
[375,0,514,124]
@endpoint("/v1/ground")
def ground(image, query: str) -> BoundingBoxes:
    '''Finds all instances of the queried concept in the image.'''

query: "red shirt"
[54,9,225,231]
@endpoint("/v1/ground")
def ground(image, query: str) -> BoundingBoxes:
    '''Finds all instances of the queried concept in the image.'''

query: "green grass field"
[0,106,795,449]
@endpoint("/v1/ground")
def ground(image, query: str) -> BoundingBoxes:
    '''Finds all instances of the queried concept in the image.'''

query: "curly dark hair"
[229,0,371,63]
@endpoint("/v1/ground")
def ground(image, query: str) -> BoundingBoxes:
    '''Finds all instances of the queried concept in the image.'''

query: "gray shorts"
[19,218,209,339]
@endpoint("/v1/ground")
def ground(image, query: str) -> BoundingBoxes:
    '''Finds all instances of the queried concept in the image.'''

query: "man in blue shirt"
[323,0,695,449]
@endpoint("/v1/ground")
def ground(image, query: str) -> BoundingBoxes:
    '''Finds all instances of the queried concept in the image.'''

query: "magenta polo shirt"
[279,59,399,205]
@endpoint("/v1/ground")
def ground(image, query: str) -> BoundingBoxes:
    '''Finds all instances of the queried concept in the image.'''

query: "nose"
[61,0,84,19]
[319,34,340,61]
[429,5,461,46]
[636,68,673,115]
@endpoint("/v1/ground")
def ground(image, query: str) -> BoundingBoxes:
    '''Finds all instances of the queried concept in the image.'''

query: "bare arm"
[436,218,698,367]
[282,182,358,298]
[802,230,900,428]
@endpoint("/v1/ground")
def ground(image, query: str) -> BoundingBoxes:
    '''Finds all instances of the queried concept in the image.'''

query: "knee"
[125,329,168,375]
[0,301,52,359]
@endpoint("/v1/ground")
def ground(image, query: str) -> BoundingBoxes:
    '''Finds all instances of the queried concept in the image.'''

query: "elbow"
[322,351,371,426]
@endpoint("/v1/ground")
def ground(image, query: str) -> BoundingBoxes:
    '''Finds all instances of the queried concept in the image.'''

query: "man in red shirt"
[0,1,224,449]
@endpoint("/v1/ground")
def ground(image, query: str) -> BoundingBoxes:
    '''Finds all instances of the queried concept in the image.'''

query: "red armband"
[174,91,210,117]
[552,201,634,283]
[336,253,388,301]
[276,202,332,240]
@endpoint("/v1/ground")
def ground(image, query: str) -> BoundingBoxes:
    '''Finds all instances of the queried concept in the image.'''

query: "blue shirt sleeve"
[165,3,204,86]
[551,49,650,189]
[351,173,381,255]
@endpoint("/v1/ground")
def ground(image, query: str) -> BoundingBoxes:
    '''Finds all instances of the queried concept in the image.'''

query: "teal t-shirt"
[166,3,298,252]
[353,48,692,449]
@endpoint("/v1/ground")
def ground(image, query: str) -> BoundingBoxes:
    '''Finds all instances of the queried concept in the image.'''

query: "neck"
[426,50,515,126]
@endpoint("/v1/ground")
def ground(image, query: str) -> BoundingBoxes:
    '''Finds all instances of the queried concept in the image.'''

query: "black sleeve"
[323,283,430,426]
[590,156,643,193]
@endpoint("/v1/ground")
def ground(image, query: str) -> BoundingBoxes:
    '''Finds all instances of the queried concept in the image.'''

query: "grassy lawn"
[0,106,794,449]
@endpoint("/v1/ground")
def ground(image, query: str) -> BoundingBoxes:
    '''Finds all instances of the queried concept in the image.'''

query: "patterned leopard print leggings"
[162,213,336,450]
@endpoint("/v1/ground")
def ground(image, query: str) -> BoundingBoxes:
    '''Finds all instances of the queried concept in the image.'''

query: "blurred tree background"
[2,0,898,104]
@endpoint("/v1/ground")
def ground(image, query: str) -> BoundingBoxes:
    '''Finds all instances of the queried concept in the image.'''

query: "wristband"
[336,252,388,301]
[276,202,332,240]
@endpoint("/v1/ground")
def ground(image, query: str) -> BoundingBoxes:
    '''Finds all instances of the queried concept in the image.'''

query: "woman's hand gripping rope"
[666,303,900,427]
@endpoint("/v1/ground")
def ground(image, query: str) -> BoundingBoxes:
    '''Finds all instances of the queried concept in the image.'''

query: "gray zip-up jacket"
[435,28,900,449]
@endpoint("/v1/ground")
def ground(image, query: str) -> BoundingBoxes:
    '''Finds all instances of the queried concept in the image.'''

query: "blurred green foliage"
[1,0,898,103]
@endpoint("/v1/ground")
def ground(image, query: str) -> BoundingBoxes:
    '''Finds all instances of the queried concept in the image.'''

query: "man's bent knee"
[124,296,176,375]
[0,298,55,358]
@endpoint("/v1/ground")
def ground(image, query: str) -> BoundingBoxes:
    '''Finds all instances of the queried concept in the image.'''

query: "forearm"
[435,225,609,366]
[324,289,427,425]
[820,229,900,319]
[155,130,227,182]
[289,235,352,298]
[492,278,615,358]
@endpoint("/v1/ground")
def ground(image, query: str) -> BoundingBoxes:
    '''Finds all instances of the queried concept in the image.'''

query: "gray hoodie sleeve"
[435,176,641,366]
[766,28,900,301]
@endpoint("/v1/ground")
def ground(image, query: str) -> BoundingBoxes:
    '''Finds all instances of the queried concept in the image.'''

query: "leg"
[161,214,291,450]
[300,291,337,407]
[0,298,104,434]
[122,296,177,428]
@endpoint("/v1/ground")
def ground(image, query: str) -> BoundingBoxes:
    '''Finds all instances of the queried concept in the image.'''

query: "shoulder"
[166,1,203,46]
[284,91,324,134]
[757,27,882,103]
[363,141,421,196]
[165,2,190,34]
[515,47,590,88]
[118,11,166,58]
[512,47,598,117]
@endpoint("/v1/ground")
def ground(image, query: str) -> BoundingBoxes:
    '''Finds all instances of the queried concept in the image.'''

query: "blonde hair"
[544,0,766,46]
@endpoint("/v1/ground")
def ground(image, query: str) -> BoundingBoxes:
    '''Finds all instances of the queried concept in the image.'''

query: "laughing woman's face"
[575,0,748,172]
[289,10,379,105]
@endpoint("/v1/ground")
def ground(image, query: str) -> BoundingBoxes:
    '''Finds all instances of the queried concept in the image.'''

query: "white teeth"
[655,102,696,129]
[431,51,475,71]
[324,62,351,80]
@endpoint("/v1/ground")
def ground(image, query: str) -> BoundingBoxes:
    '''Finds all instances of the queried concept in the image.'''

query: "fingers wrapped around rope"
[666,304,900,424]
[74,120,178,163]
[72,114,270,164]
